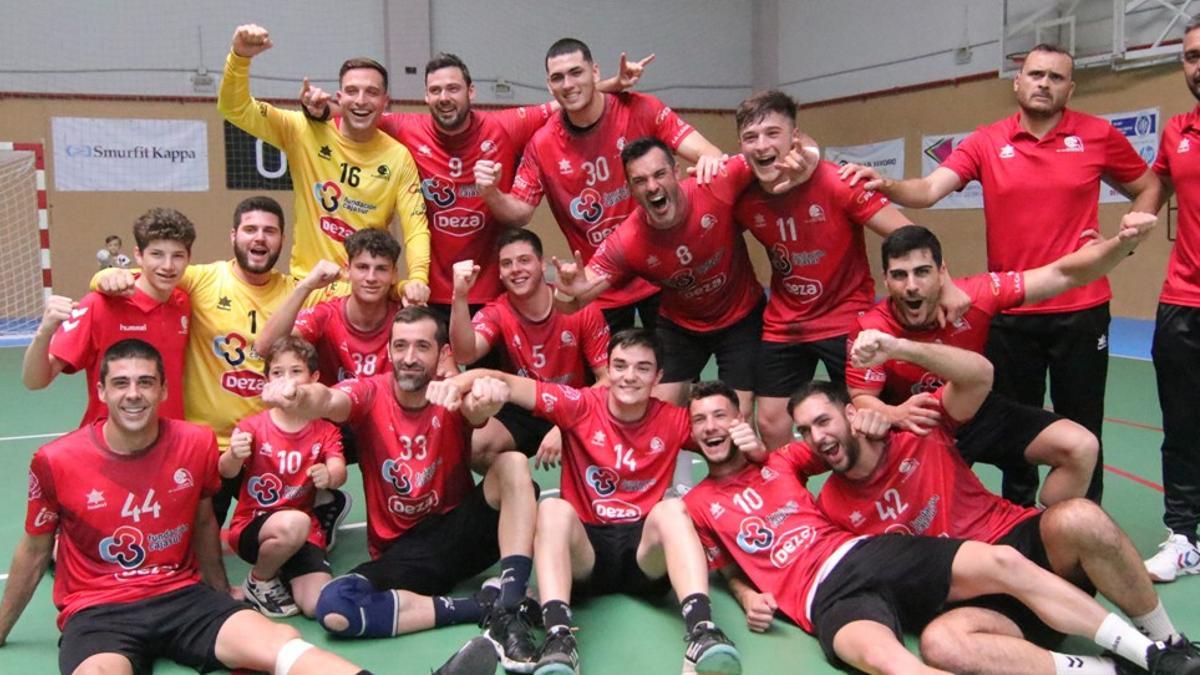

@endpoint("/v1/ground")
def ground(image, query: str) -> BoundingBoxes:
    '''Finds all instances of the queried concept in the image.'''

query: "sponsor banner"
[52,117,208,191]
[920,132,983,209]
[825,137,905,181]
[1099,107,1159,204]
[223,121,292,190]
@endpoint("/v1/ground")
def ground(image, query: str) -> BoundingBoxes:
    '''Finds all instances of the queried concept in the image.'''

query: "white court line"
[0,432,63,443]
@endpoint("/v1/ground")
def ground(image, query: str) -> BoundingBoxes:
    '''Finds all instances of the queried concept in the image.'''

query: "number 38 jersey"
[294,296,399,385]
[336,374,476,558]
[26,419,221,629]
[226,410,344,551]
[533,383,695,525]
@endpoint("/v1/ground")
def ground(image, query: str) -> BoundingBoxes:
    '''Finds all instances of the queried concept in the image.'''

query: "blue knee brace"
[316,574,398,638]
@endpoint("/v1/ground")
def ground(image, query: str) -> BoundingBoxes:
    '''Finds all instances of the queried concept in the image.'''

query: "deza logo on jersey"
[214,333,266,397]
[313,180,355,242]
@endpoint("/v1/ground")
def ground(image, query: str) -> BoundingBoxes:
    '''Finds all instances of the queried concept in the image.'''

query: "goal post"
[0,142,51,346]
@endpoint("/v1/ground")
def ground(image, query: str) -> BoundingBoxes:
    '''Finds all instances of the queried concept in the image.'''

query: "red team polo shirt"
[511,92,697,309]
[26,419,220,629]
[336,374,476,558]
[940,109,1147,314]
[226,410,344,551]
[735,160,889,343]
[532,383,695,525]
[813,405,1038,541]
[294,296,399,385]
[49,288,191,426]
[846,272,1026,402]
[685,444,859,634]
[1154,106,1200,307]
[587,156,764,332]
[378,106,553,305]
[472,295,609,386]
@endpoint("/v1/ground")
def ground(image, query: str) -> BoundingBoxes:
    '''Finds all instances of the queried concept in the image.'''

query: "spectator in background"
[96,235,130,269]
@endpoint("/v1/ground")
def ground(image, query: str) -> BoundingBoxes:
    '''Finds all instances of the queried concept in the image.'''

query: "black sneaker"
[683,621,742,674]
[534,627,579,675]
[482,605,538,673]
[1147,635,1200,675]
[313,488,352,551]
[433,635,500,675]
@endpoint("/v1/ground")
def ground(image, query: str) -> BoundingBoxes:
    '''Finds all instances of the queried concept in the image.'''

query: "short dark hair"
[689,380,740,411]
[100,339,164,383]
[787,380,850,417]
[132,208,196,253]
[546,37,593,70]
[880,224,943,270]
[607,328,662,369]
[345,228,401,264]
[620,136,675,172]
[735,89,798,132]
[105,235,121,246]
[233,196,285,232]
[340,57,389,90]
[393,305,448,347]
[425,52,471,86]
[264,335,319,375]
[1023,43,1075,76]
[496,228,543,259]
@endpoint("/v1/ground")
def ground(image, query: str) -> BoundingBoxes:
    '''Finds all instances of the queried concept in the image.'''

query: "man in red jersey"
[261,307,540,672]
[841,43,1162,504]
[480,37,728,333]
[683,379,1200,674]
[1142,15,1200,582]
[427,329,743,675]
[257,229,402,386]
[795,331,1187,674]
[846,223,1152,506]
[0,339,368,675]
[450,228,609,468]
[731,89,914,450]
[23,208,193,426]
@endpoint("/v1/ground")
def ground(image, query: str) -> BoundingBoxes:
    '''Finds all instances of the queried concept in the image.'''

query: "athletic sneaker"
[433,636,500,675]
[534,627,580,675]
[243,573,300,618]
[1145,635,1200,675]
[313,488,353,551]
[1144,532,1200,582]
[682,621,742,674]
[482,604,538,673]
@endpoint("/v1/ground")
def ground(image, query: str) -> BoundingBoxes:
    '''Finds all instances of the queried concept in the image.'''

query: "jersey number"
[399,435,428,461]
[731,487,764,514]
[277,450,303,475]
[531,345,546,369]
[613,444,637,471]
[121,489,161,523]
[582,157,610,186]
[875,488,909,521]
[777,217,798,242]
[448,157,463,178]
[340,163,361,187]
[675,245,693,265]
[351,353,379,376]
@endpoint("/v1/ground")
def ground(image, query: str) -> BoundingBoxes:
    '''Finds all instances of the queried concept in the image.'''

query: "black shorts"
[812,535,964,665]
[494,402,555,457]
[574,521,672,599]
[656,296,764,389]
[350,482,501,596]
[236,512,332,582]
[601,292,662,334]
[59,583,248,675]
[955,391,1061,469]
[755,336,848,397]
[339,423,360,465]
[428,302,501,370]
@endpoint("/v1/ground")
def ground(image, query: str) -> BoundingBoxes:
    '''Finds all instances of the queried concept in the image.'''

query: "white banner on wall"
[52,117,209,191]
[825,138,906,181]
[1099,107,1160,204]
[920,132,983,210]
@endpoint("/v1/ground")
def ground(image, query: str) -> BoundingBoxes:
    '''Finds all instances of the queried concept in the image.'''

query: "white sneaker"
[243,573,300,617]
[1144,532,1200,582]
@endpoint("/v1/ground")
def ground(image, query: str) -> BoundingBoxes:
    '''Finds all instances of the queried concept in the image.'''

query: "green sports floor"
[0,347,1196,674]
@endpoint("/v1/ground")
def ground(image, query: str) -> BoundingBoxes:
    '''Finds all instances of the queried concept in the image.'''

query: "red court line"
[1104,416,1163,433]
[1104,464,1164,493]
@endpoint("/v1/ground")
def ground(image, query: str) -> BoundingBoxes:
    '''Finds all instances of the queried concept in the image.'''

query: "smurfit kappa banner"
[52,117,209,191]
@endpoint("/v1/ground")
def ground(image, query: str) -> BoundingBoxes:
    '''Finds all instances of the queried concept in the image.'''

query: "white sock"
[1094,613,1155,669]
[1130,600,1178,643]
[1051,652,1118,675]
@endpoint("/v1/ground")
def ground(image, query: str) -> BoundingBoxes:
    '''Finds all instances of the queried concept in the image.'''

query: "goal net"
[0,148,47,343]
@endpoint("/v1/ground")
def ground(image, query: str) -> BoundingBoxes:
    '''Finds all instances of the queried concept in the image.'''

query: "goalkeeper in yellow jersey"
[219,23,431,305]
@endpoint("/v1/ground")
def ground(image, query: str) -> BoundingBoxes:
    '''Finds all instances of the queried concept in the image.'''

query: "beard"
[233,242,281,274]
[393,366,433,392]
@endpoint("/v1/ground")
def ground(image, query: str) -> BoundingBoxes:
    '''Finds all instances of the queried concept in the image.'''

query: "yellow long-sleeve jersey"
[218,52,430,283]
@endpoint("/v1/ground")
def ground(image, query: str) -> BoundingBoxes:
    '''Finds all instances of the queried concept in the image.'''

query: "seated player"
[261,307,540,672]
[23,207,194,427]
[222,336,347,619]
[799,330,1189,673]
[683,379,1200,674]
[0,339,368,675]
[427,329,743,675]
[449,228,609,469]
[846,221,1154,505]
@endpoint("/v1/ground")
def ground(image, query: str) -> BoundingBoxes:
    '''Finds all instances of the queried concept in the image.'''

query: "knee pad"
[316,574,398,638]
